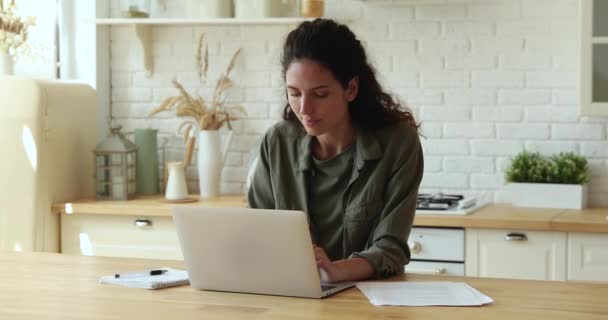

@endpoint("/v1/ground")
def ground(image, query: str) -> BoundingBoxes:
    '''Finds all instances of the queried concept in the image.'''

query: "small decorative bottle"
[301,0,323,18]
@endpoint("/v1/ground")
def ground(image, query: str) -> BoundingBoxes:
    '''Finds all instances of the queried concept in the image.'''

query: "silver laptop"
[171,206,355,298]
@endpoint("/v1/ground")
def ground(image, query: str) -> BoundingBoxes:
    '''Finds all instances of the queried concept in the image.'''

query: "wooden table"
[1,252,607,320]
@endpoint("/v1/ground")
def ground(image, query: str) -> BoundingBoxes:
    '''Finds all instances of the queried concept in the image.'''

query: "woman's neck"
[312,124,356,161]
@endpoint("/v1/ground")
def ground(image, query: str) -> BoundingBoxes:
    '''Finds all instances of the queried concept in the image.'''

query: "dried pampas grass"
[149,33,245,131]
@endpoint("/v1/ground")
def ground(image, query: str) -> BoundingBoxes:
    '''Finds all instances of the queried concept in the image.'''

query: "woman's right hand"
[313,245,343,283]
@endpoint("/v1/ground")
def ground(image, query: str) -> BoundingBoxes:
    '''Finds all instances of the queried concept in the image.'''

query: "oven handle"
[406,267,448,275]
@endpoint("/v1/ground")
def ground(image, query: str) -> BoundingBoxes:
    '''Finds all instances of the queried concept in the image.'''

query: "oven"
[405,227,465,276]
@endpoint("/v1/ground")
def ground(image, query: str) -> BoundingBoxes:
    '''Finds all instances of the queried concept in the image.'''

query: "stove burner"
[417,193,464,210]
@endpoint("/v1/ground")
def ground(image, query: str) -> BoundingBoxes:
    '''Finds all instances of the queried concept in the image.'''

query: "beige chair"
[0,76,97,252]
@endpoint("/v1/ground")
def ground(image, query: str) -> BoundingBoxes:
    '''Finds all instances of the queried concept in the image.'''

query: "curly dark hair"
[281,18,418,131]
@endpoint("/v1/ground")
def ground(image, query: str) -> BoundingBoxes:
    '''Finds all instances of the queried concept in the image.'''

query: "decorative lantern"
[94,126,137,200]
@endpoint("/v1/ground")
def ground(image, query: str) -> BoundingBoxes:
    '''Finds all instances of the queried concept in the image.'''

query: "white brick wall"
[108,0,608,206]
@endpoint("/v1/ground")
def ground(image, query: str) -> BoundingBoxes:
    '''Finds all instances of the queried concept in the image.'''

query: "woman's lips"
[303,119,320,127]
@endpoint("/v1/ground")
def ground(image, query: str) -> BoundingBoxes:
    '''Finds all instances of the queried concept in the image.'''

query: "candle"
[112,176,126,199]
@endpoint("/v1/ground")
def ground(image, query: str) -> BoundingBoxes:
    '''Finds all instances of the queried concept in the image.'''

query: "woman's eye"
[315,92,328,98]
[288,92,301,97]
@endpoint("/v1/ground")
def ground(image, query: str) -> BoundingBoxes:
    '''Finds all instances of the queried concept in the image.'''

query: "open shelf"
[93,17,314,76]
[93,17,313,25]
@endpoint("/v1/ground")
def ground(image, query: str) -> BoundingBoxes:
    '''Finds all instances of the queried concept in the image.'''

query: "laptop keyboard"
[321,285,337,292]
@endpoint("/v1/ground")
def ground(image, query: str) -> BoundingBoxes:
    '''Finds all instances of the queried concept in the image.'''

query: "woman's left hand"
[313,245,344,283]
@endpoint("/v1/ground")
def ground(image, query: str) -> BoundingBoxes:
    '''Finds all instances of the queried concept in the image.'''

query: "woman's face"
[285,58,358,137]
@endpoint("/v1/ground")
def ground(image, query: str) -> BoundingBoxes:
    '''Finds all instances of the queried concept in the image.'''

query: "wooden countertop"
[52,195,608,233]
[1,252,607,320]
[551,208,608,233]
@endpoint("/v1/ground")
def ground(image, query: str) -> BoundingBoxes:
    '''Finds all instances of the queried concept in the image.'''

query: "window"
[12,0,59,78]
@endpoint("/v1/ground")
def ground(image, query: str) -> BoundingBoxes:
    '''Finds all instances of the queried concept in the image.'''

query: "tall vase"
[0,52,14,75]
[134,128,160,194]
[198,130,232,199]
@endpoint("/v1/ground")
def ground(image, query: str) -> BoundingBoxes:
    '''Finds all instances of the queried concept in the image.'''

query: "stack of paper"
[356,282,494,306]
[100,267,189,290]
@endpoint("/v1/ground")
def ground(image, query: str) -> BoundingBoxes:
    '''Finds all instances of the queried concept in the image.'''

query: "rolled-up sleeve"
[350,136,424,278]
[247,133,276,209]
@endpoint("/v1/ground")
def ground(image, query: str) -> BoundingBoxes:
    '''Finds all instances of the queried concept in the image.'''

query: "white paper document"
[356,281,494,306]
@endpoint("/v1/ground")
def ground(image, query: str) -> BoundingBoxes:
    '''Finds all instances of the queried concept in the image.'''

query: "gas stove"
[416,193,484,215]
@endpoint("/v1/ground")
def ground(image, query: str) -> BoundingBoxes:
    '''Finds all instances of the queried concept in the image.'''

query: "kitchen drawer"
[568,232,608,282]
[405,261,465,276]
[61,214,182,260]
[466,228,566,281]
[408,227,465,262]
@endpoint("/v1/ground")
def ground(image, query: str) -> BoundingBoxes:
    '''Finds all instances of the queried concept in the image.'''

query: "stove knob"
[409,241,422,254]
[434,267,447,275]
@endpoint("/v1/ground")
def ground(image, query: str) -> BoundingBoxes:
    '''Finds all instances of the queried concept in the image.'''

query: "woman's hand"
[313,245,344,283]
[313,245,376,282]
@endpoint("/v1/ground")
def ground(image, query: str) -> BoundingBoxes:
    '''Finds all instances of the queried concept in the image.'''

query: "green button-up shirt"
[247,120,424,278]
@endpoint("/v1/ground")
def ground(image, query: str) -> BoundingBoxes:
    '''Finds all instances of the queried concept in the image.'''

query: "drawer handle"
[505,233,527,241]
[408,241,422,254]
[134,219,152,227]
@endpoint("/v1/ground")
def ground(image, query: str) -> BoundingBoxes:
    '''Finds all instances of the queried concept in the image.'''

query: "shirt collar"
[297,126,382,172]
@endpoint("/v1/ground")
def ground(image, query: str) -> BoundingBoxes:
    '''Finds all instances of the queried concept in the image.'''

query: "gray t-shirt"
[309,144,356,261]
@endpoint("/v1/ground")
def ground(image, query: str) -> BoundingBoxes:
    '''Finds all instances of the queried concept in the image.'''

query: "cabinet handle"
[134,219,152,227]
[504,233,527,241]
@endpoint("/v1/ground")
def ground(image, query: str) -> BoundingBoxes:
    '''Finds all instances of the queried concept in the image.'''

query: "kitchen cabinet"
[465,228,567,281]
[56,199,608,282]
[61,214,183,260]
[580,0,608,116]
[567,232,608,282]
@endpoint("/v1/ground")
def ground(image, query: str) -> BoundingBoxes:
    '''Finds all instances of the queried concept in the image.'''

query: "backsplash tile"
[109,0,608,206]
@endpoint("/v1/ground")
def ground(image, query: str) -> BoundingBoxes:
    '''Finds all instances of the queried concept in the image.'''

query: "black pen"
[114,269,167,279]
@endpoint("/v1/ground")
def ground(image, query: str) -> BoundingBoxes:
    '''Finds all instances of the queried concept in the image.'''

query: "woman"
[247,19,424,282]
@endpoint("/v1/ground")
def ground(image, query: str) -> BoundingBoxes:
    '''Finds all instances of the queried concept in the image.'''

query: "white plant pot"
[197,130,232,199]
[0,52,14,75]
[506,183,588,209]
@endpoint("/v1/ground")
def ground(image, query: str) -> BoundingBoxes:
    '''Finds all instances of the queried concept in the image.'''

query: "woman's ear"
[346,77,359,102]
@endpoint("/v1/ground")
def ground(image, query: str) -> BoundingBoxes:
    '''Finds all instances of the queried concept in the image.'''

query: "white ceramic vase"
[0,52,14,75]
[165,161,189,200]
[198,130,232,199]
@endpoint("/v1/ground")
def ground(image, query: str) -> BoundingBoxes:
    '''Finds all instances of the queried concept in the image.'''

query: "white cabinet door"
[61,214,183,260]
[466,229,567,281]
[568,232,608,282]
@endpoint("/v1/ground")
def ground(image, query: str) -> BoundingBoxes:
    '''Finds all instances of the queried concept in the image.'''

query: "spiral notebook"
[100,267,190,290]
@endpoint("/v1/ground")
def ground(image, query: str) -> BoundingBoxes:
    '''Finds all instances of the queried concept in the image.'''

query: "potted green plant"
[504,151,590,209]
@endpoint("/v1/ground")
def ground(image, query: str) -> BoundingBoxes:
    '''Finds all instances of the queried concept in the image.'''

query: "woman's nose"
[299,95,313,114]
